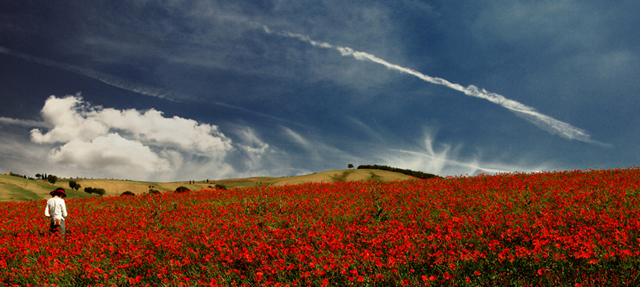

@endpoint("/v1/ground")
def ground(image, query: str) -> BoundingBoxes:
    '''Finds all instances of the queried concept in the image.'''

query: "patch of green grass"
[64,188,97,199]
[367,172,383,182]
[329,171,353,182]
[0,182,41,201]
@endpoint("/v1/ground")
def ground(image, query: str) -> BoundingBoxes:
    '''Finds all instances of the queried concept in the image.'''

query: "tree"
[121,191,135,196]
[69,180,79,190]
[35,173,42,179]
[93,188,106,196]
[348,164,354,169]
[46,175,58,184]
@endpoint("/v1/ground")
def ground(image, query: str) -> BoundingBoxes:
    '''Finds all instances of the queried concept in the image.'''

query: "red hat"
[50,188,66,198]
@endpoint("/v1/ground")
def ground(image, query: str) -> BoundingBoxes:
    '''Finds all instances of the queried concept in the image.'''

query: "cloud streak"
[0,117,49,128]
[0,46,299,126]
[261,26,600,144]
[0,46,178,102]
[379,130,554,176]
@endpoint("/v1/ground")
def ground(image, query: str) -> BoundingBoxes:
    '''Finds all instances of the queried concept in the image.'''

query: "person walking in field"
[44,188,68,237]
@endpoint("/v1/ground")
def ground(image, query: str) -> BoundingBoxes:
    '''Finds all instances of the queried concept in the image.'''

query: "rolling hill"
[0,169,417,202]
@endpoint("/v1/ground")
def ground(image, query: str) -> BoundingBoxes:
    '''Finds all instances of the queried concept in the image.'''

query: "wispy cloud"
[0,46,179,101]
[260,26,602,145]
[0,117,49,128]
[0,45,298,125]
[379,130,553,176]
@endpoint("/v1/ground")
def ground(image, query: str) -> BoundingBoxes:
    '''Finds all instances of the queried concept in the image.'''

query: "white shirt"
[44,197,68,220]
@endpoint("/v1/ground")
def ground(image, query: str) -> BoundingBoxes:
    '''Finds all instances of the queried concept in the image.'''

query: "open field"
[217,169,415,188]
[0,174,95,202]
[0,169,413,202]
[1,167,639,286]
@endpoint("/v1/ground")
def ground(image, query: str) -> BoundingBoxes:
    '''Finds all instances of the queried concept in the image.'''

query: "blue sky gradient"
[1,1,638,181]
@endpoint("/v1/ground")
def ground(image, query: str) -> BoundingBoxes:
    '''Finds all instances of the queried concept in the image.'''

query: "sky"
[1,0,639,182]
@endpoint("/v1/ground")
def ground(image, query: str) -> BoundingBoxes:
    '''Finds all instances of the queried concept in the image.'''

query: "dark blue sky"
[1,0,638,181]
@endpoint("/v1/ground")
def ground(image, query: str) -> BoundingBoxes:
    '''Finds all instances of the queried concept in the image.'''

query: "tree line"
[356,164,440,179]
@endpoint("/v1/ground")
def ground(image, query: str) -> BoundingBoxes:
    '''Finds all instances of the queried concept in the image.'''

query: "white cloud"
[283,127,312,149]
[49,134,170,172]
[0,117,49,128]
[95,108,232,156]
[28,94,235,181]
[233,127,270,155]
[381,130,553,176]
[264,27,601,144]
[31,95,108,143]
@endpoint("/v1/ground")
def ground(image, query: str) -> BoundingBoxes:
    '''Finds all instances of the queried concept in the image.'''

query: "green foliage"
[68,180,81,191]
[8,172,27,179]
[174,186,190,193]
[84,187,106,196]
[357,164,439,179]
[46,175,58,184]
[215,184,227,190]
[329,170,353,182]
[69,180,79,190]
[148,189,161,194]
[121,191,135,196]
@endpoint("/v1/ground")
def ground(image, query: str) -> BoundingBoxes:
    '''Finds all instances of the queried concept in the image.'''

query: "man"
[44,188,68,237]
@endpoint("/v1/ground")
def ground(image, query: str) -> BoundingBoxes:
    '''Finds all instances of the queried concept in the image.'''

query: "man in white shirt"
[44,188,68,237]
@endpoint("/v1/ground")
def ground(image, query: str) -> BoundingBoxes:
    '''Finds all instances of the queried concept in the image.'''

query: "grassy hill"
[0,174,95,202]
[0,169,416,202]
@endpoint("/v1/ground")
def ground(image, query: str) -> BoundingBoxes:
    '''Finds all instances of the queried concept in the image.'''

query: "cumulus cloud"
[94,108,231,156]
[31,95,109,143]
[29,94,234,180]
[49,134,171,173]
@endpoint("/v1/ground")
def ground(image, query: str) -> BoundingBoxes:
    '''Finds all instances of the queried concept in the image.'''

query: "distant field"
[269,169,414,186]
[0,169,414,202]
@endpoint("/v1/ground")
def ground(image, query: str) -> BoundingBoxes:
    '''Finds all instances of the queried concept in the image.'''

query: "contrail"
[0,117,49,128]
[0,46,178,102]
[0,46,299,126]
[261,26,601,145]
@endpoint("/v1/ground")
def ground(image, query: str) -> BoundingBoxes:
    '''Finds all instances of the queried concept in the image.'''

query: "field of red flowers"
[1,167,639,286]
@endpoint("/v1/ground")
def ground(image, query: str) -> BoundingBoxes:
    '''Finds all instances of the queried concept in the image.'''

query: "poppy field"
[1,167,639,286]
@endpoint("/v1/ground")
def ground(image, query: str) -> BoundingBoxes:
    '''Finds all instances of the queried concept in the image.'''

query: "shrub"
[9,172,26,179]
[174,186,190,193]
[68,180,81,191]
[84,187,106,196]
[121,191,135,196]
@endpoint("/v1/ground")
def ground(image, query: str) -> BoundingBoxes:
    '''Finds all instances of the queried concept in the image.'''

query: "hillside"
[0,169,416,202]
